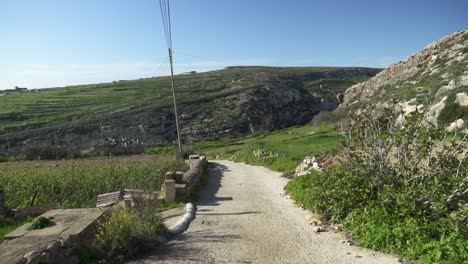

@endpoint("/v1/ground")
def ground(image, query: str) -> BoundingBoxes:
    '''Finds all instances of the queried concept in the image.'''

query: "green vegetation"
[0,155,185,208]
[195,123,342,171]
[28,216,53,230]
[0,216,30,243]
[144,145,177,156]
[94,206,166,262]
[0,66,377,153]
[285,111,467,263]
[0,66,368,132]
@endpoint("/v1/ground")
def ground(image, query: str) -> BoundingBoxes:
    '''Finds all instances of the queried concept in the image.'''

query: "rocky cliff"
[340,29,467,130]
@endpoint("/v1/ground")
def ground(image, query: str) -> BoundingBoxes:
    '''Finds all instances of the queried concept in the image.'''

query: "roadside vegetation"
[92,205,167,262]
[0,155,185,209]
[0,216,31,243]
[195,122,342,171]
[286,110,467,263]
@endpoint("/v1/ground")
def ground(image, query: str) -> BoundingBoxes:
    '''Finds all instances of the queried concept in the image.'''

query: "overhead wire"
[158,0,182,152]
[159,0,172,49]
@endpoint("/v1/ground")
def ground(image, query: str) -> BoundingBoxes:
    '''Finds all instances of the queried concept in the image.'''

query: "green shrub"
[286,109,467,263]
[95,206,166,262]
[285,166,372,221]
[28,216,53,230]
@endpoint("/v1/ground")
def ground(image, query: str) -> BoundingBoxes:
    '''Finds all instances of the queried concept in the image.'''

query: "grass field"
[0,66,372,133]
[0,155,185,209]
[195,123,342,171]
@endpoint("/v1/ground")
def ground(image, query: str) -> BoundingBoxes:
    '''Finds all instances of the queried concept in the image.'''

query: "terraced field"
[0,66,379,154]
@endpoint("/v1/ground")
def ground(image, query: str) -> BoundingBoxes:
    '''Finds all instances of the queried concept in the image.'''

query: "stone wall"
[163,155,208,203]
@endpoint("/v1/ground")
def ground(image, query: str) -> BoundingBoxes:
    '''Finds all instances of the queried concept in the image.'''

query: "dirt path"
[130,160,399,264]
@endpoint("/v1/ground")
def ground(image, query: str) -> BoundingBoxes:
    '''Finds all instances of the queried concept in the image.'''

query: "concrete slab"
[41,209,65,218]
[3,223,30,240]
[1,208,107,263]
[2,208,106,247]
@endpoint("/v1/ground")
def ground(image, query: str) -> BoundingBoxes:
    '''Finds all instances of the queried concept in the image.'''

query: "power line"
[159,0,182,153]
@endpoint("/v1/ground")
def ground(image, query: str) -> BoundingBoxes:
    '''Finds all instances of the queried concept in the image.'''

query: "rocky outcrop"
[342,29,467,106]
[340,29,467,130]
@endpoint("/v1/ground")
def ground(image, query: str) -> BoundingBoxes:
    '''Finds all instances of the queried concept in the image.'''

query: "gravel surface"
[130,160,399,264]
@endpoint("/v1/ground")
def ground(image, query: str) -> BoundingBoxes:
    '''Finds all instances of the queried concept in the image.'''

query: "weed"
[94,206,166,262]
[28,216,53,230]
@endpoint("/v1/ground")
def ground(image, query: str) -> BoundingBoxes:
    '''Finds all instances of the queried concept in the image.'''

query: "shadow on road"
[197,162,231,206]
[131,161,258,263]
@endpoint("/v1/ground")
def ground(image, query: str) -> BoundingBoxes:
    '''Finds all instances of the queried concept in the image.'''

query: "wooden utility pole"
[168,48,182,153]
[159,0,182,154]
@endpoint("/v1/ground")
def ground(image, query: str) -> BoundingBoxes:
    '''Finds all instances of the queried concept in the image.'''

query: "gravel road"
[130,160,399,264]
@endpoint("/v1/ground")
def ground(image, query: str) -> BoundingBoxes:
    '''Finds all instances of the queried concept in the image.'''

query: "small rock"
[313,226,324,232]
[353,253,363,258]
[340,240,346,243]
[346,241,353,246]
[333,224,343,231]
[308,218,323,226]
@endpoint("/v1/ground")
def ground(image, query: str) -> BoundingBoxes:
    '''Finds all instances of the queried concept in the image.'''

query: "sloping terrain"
[340,29,467,129]
[0,66,379,154]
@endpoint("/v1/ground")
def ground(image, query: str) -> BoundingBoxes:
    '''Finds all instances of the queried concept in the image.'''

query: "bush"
[286,109,467,263]
[28,216,53,230]
[94,205,166,262]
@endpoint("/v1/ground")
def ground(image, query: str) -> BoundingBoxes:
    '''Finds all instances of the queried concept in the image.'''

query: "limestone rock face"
[342,30,467,106]
[339,29,467,127]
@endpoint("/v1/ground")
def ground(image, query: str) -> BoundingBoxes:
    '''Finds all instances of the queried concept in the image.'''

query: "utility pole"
[168,48,182,153]
[159,0,182,154]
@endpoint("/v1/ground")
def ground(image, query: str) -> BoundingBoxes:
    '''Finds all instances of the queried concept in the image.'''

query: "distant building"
[14,86,28,92]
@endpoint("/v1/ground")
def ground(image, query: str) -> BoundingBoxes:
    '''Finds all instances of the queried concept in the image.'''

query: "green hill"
[0,66,380,155]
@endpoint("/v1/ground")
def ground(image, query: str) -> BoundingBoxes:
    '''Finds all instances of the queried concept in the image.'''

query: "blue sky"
[0,0,466,89]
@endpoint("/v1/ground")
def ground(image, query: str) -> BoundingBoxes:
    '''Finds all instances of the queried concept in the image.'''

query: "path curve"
[130,160,399,264]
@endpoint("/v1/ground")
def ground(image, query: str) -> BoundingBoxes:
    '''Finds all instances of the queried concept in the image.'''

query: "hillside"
[0,66,380,155]
[340,29,467,129]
